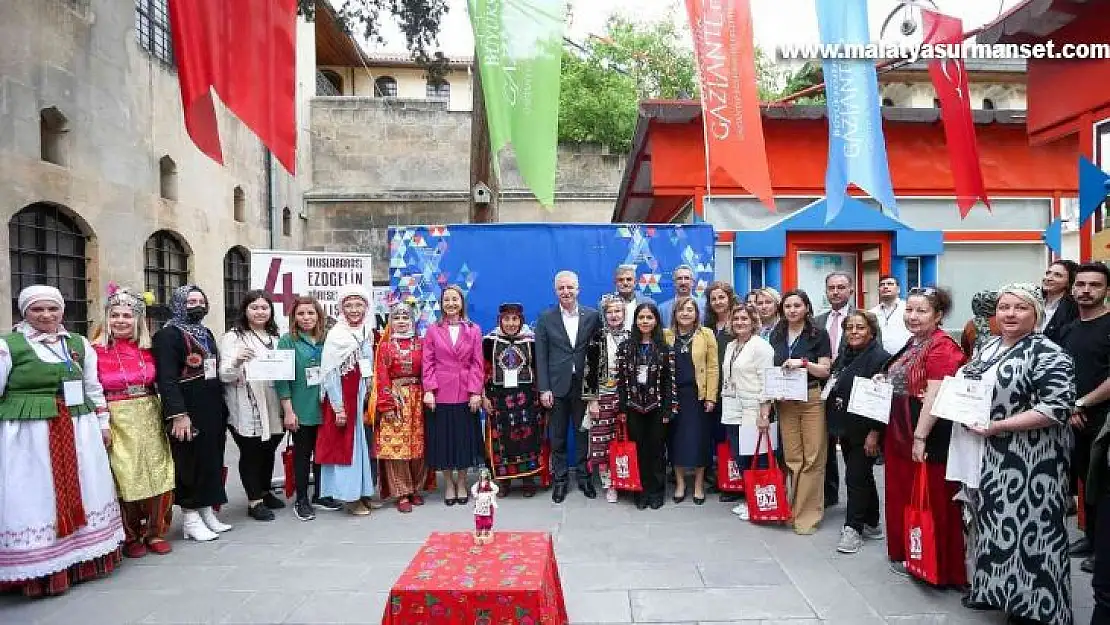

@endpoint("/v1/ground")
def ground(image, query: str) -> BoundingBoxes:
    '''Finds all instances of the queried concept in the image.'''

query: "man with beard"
[1061,262,1110,576]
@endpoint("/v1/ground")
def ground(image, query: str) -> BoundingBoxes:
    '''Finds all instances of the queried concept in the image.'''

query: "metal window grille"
[223,247,250,330]
[426,80,450,100]
[144,231,189,328]
[906,257,923,290]
[317,70,342,96]
[749,259,766,290]
[374,77,398,97]
[8,204,89,335]
[136,0,174,66]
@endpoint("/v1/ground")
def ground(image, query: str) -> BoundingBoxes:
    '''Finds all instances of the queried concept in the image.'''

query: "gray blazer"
[815,305,880,355]
[535,304,602,397]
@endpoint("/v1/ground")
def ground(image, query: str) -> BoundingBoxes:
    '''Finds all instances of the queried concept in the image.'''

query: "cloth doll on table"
[472,468,499,545]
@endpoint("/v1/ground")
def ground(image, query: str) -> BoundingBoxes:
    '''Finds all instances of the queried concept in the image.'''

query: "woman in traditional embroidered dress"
[583,296,629,503]
[961,284,1075,625]
[316,285,377,516]
[665,296,719,505]
[719,304,774,520]
[423,285,485,506]
[371,301,428,514]
[879,286,966,585]
[615,302,677,510]
[220,291,285,522]
[0,286,124,597]
[91,285,175,557]
[152,285,230,542]
[276,296,341,521]
[483,302,544,498]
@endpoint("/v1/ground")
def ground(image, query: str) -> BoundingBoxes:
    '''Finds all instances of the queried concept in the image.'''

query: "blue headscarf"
[169,284,211,347]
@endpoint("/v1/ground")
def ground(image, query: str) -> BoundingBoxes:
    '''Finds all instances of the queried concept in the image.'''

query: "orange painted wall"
[649,116,1079,198]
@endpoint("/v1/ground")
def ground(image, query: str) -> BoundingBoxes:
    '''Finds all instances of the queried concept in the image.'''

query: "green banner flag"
[468,0,566,207]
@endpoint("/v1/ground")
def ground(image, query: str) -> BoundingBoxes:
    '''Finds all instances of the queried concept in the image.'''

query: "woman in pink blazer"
[422,285,486,506]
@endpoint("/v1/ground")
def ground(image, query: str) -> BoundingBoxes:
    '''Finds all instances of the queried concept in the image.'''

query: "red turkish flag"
[686,0,775,211]
[922,9,989,217]
[168,0,297,174]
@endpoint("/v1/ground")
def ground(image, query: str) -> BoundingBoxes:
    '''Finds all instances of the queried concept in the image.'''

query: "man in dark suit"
[535,270,603,503]
[815,270,855,507]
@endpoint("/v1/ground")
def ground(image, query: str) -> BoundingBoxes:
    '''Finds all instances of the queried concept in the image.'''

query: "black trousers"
[1092,488,1110,624]
[628,409,667,498]
[1076,418,1106,544]
[840,435,880,532]
[230,430,282,502]
[549,374,588,483]
[291,425,321,501]
[826,435,841,503]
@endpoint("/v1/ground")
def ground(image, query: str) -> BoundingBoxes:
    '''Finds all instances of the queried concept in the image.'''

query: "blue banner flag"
[1043,218,1063,256]
[815,0,897,223]
[1079,156,1110,226]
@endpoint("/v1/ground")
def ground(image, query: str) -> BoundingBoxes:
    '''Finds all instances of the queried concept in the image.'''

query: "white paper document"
[737,422,780,456]
[847,377,894,424]
[762,367,809,401]
[930,376,992,429]
[245,349,296,381]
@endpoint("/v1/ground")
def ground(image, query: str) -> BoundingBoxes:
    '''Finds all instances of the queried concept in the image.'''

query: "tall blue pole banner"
[815,0,898,223]
[388,223,717,334]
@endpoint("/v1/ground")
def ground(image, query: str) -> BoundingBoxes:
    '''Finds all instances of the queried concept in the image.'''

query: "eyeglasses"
[908,287,937,297]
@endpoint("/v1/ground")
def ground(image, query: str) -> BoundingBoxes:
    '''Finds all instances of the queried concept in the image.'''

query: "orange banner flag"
[685,0,775,211]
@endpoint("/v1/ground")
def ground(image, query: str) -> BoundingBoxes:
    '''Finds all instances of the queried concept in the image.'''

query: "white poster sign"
[250,250,374,333]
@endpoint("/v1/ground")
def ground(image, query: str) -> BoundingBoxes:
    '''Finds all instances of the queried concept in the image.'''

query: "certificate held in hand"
[245,349,296,381]
[930,376,992,429]
[847,377,893,424]
[762,367,808,401]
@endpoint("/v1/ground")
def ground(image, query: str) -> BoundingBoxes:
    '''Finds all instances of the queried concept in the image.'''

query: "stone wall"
[305,97,627,278]
[0,0,305,332]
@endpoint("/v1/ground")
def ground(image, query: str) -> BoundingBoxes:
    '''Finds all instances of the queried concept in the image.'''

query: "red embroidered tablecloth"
[382,532,568,625]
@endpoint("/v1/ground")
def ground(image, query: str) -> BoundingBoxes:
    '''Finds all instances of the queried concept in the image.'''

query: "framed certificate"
[930,376,992,429]
[245,349,296,381]
[846,377,893,424]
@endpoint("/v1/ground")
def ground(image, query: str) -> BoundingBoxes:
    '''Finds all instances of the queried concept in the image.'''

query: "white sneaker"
[862,524,885,540]
[836,526,863,554]
[199,506,233,533]
[731,503,750,520]
[182,510,219,542]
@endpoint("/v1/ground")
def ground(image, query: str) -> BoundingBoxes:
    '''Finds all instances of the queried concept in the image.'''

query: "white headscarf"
[320,285,373,379]
[18,285,65,316]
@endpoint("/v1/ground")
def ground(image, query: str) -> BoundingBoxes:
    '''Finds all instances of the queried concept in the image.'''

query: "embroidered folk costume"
[371,302,428,511]
[0,286,124,596]
[482,303,545,493]
[93,286,175,556]
[583,295,630,495]
[471,468,499,544]
[316,285,376,512]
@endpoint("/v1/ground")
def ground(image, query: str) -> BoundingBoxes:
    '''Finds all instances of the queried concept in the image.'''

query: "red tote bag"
[282,433,296,498]
[608,420,642,492]
[742,431,791,523]
[904,461,941,584]
[716,441,745,493]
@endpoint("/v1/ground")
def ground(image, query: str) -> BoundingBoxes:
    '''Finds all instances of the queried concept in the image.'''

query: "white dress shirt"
[870,299,911,355]
[561,305,580,373]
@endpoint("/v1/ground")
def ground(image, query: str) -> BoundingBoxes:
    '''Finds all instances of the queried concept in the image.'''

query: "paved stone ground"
[1,454,1095,625]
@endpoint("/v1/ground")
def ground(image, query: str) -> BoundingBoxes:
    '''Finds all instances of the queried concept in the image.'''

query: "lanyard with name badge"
[300,337,324,386]
[43,337,86,406]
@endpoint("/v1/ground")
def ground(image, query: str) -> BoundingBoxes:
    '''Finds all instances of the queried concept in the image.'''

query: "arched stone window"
[159,155,177,201]
[40,107,68,166]
[374,76,398,97]
[282,207,292,237]
[144,230,190,327]
[9,203,91,333]
[233,186,246,222]
[223,246,250,329]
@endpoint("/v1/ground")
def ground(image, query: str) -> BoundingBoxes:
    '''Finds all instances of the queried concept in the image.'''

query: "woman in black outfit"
[823,310,890,555]
[1040,260,1079,343]
[616,302,677,510]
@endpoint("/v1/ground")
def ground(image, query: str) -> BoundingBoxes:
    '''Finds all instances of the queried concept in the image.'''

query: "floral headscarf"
[969,289,998,355]
[168,284,211,347]
[998,282,1046,325]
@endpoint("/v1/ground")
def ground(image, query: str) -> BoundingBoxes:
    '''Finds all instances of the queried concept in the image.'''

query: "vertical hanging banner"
[468,0,567,207]
[921,10,989,217]
[815,0,897,223]
[685,0,776,212]
[168,0,298,174]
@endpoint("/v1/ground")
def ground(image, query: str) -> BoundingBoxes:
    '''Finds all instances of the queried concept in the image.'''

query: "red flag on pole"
[685,0,775,212]
[921,9,989,217]
[168,0,298,174]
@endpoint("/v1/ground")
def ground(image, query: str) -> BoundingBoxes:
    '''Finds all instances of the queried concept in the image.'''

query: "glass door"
[796,251,856,311]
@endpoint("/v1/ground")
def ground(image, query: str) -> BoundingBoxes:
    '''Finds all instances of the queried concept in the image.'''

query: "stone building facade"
[0,0,305,333]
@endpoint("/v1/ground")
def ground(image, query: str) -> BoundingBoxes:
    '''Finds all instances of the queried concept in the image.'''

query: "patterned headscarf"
[169,284,211,346]
[998,282,1046,325]
[969,289,998,355]
[388,300,415,339]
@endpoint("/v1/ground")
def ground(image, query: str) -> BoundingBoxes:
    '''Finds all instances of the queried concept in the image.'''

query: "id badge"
[126,384,147,397]
[820,375,837,401]
[62,379,85,406]
[305,366,322,387]
[636,365,649,384]
[203,358,218,380]
[358,358,373,378]
[503,368,519,388]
